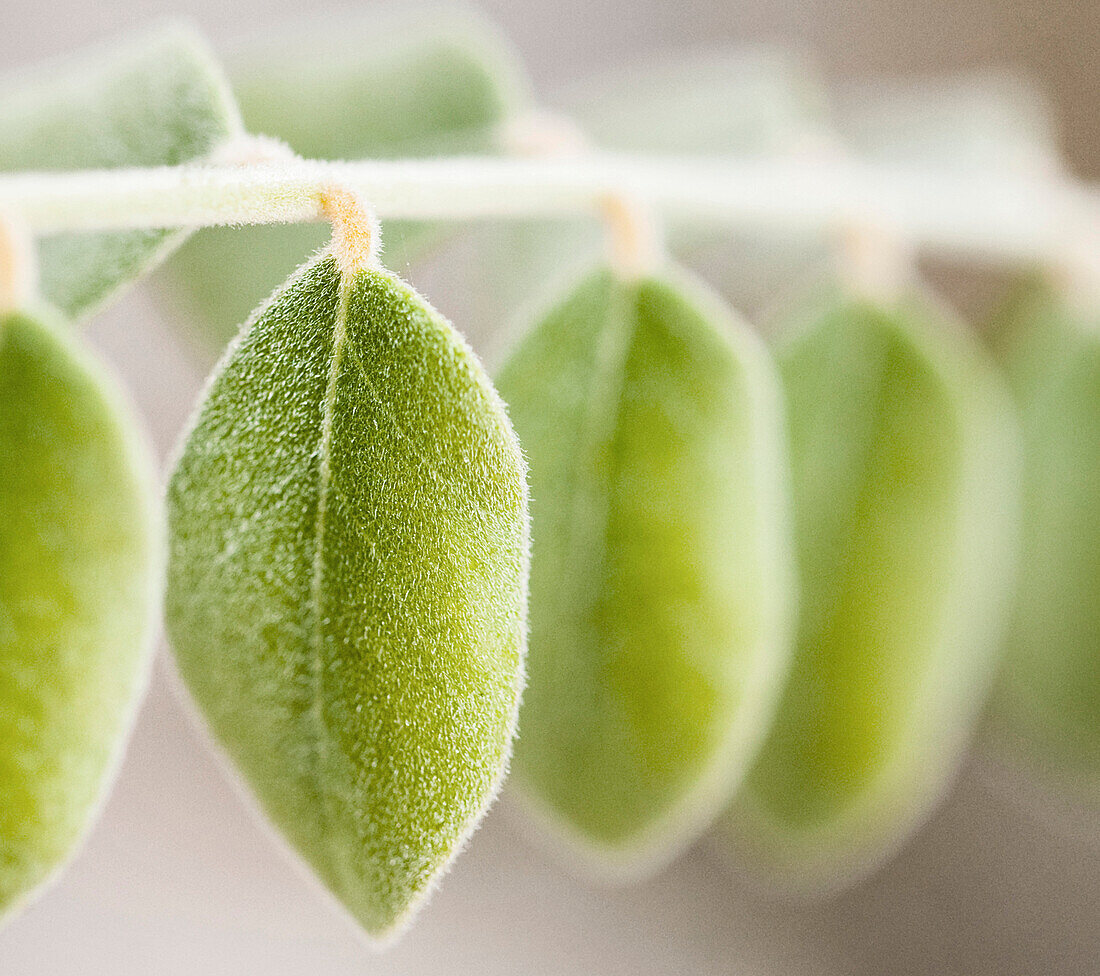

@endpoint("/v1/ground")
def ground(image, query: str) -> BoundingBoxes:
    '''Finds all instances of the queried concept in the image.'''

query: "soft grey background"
[2,2,1100,974]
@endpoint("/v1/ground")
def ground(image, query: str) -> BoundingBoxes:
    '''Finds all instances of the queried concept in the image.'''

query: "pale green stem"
[0,154,1097,267]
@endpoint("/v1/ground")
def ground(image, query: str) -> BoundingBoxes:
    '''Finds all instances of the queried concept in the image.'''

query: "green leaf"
[728,289,1019,890]
[0,308,161,918]
[165,253,529,940]
[988,279,1100,786]
[497,267,794,872]
[162,10,526,358]
[232,10,524,159]
[0,23,241,320]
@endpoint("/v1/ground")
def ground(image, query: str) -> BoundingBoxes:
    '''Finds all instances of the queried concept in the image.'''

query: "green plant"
[0,14,1097,947]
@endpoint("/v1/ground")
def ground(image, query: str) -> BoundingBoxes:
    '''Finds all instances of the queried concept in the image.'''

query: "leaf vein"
[307,261,351,883]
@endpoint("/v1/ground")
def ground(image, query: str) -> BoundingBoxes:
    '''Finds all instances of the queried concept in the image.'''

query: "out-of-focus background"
[4,0,1100,177]
[2,2,1099,974]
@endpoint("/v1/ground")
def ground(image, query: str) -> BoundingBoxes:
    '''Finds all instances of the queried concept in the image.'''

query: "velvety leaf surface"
[497,267,793,871]
[0,309,160,918]
[989,281,1100,786]
[164,12,525,358]
[0,24,241,320]
[165,255,528,939]
[729,291,1019,889]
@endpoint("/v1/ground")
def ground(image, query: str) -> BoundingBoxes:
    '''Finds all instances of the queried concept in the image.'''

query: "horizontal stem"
[1,154,1098,267]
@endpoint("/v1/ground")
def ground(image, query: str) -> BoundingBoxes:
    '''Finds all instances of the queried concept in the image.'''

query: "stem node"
[321,186,381,277]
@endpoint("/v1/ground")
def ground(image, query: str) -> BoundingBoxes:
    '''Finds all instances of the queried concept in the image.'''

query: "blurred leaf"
[232,9,525,158]
[0,23,241,319]
[836,70,1062,175]
[554,46,831,156]
[499,266,794,872]
[165,254,528,939]
[988,279,1100,788]
[0,308,161,918]
[727,288,1019,890]
[163,9,527,359]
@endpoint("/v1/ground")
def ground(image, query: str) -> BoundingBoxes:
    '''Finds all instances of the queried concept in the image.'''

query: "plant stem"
[0,155,1096,268]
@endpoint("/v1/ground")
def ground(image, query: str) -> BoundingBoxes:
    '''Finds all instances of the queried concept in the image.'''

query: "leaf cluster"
[0,12,1095,947]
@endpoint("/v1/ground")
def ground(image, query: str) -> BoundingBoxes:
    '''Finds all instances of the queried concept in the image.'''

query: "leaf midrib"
[307,259,351,893]
[562,276,634,612]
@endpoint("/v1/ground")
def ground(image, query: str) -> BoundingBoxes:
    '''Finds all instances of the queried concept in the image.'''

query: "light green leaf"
[0,308,161,918]
[988,279,1100,788]
[232,10,525,159]
[0,23,241,320]
[165,253,529,940]
[728,289,1019,890]
[163,10,526,358]
[498,267,794,873]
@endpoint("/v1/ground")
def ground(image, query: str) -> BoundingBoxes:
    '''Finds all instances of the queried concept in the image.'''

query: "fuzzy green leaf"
[165,254,528,939]
[498,267,794,872]
[0,24,241,320]
[163,11,525,358]
[728,290,1019,890]
[0,308,161,918]
[988,280,1100,787]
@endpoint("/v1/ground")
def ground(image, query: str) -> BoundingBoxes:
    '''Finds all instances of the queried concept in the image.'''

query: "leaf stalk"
[0,155,1097,269]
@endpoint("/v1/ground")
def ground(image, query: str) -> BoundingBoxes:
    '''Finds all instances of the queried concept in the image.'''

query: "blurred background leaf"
[987,279,1100,792]
[728,286,1020,891]
[499,267,794,872]
[0,23,241,320]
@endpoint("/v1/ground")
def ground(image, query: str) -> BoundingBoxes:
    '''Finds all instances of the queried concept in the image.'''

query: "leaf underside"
[498,267,793,868]
[0,309,159,917]
[166,255,528,938]
[731,292,1019,888]
[0,23,241,319]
